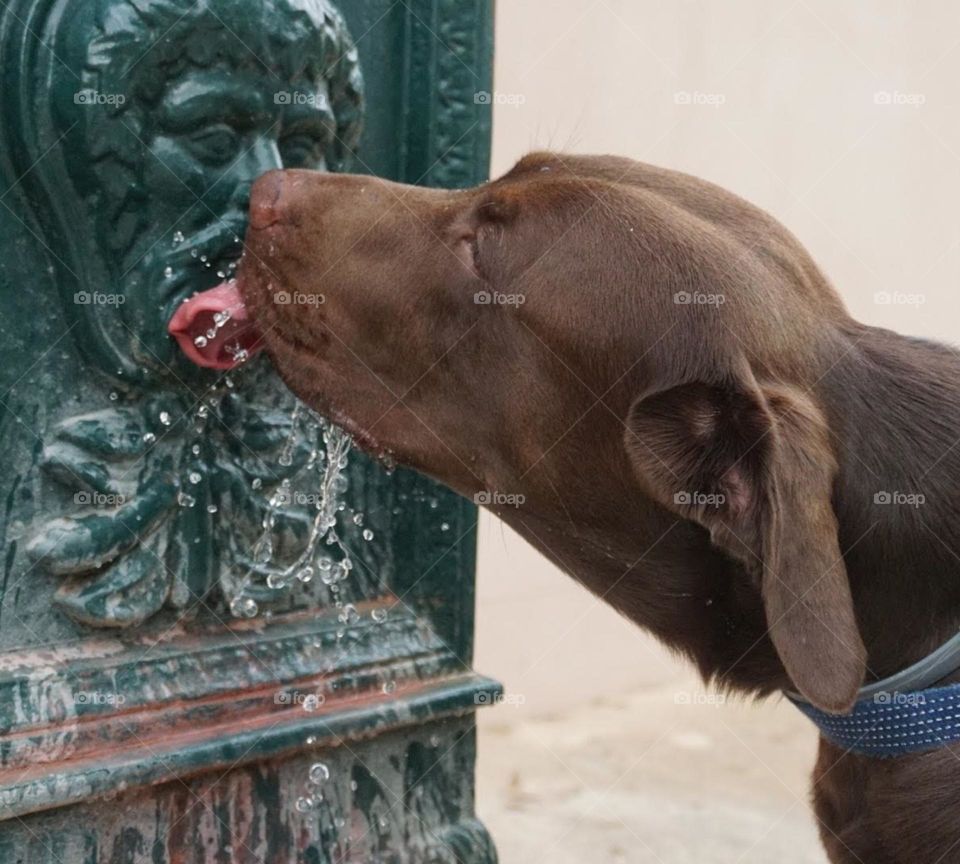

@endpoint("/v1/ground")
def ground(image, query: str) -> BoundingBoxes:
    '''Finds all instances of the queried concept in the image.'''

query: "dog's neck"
[821,321,960,682]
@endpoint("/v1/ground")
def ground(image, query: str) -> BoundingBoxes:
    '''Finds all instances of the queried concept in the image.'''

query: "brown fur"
[240,153,960,863]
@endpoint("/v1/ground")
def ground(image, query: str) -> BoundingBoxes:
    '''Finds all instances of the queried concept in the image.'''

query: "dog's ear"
[624,378,865,713]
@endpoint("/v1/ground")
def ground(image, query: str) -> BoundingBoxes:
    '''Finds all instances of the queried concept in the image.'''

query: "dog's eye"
[468,236,481,271]
[456,234,482,277]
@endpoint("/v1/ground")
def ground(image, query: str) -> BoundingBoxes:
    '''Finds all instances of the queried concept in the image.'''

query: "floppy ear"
[625,379,865,713]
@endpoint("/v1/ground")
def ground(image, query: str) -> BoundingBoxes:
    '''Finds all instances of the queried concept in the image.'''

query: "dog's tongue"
[168,281,264,370]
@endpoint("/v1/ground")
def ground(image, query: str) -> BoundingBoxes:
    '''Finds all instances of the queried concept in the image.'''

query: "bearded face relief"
[15,0,370,628]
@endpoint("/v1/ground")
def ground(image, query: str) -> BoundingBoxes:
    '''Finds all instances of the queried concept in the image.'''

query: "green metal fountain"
[0,0,498,860]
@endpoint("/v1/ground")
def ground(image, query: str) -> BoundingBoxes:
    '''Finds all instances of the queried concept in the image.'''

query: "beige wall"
[475,0,960,711]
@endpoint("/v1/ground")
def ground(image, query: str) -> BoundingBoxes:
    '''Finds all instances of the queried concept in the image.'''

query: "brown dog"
[238,152,960,864]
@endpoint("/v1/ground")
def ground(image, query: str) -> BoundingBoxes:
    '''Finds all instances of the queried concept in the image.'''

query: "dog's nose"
[249,170,287,230]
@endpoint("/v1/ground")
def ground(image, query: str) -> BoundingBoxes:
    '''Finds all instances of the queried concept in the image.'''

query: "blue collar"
[788,629,960,758]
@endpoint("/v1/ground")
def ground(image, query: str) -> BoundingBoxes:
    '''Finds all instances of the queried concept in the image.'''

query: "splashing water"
[227,397,358,619]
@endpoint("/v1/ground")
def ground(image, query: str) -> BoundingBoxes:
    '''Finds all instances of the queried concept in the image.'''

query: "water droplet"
[216,270,226,279]
[205,328,217,340]
[188,471,202,485]
[108,391,118,401]
[190,249,199,258]
[297,566,314,584]
[164,265,174,278]
[191,444,201,455]
[213,310,231,326]
[382,680,397,695]
[371,608,388,623]
[253,537,273,564]
[306,735,318,745]
[362,528,374,541]
[159,411,172,426]
[252,477,262,490]
[200,254,208,263]
[308,762,330,784]
[337,604,360,625]
[172,230,184,245]
[193,335,208,348]
[350,780,358,792]
[229,596,258,618]
[440,522,450,532]
[197,405,209,418]
[352,513,364,526]
[267,572,287,590]
[142,432,156,444]
[206,503,218,514]
[295,796,314,813]
[177,492,196,508]
[302,694,322,712]
[429,734,441,748]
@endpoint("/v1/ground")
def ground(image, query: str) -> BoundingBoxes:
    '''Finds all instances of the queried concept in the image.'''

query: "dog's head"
[240,152,866,712]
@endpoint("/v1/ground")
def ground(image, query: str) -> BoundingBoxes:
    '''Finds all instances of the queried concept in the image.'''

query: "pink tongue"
[168,281,264,370]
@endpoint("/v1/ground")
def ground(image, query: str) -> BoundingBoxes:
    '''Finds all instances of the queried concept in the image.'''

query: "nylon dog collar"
[788,629,960,757]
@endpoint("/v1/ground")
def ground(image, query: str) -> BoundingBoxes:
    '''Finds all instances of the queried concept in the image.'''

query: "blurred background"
[472,2,960,861]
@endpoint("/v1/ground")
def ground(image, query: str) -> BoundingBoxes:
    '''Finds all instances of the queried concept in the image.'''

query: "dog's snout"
[249,170,287,230]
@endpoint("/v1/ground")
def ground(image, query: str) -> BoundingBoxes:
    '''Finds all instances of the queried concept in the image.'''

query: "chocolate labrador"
[211,153,960,862]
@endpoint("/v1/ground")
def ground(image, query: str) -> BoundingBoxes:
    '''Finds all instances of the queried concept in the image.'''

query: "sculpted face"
[8,0,365,628]
[49,0,362,380]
